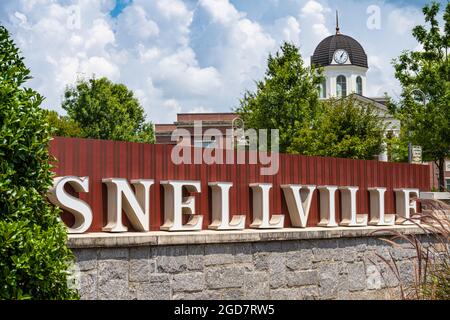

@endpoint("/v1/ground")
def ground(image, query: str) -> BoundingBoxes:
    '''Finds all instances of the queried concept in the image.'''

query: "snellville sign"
[47,138,431,235]
[48,175,421,234]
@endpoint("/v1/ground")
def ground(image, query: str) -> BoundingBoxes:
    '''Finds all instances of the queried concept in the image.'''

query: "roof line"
[346,93,388,110]
[177,112,237,115]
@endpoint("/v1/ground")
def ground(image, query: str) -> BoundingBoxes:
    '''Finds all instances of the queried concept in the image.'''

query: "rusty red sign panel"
[49,137,430,232]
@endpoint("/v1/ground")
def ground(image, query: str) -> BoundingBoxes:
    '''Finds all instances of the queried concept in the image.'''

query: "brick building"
[155,113,242,148]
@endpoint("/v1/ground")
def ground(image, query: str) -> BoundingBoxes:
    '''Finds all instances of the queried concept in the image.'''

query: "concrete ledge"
[420,192,450,200]
[68,225,424,248]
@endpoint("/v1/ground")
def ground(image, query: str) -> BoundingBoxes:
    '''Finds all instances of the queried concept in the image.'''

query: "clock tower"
[311,12,368,99]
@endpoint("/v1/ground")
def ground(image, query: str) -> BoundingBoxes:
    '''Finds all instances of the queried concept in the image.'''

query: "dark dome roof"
[311,34,368,68]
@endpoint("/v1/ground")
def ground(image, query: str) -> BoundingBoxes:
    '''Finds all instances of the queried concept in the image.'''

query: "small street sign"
[409,145,422,164]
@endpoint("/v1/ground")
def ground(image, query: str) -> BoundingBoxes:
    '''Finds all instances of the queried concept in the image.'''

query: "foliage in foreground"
[0,25,78,299]
[375,200,450,300]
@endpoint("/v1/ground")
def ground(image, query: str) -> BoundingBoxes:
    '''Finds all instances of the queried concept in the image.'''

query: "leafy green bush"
[0,25,78,299]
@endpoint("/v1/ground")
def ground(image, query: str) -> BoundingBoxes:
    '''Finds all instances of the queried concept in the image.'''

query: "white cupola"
[311,12,368,99]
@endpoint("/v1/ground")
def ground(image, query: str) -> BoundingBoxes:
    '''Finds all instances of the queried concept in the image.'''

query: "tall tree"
[62,77,155,143]
[0,26,78,299]
[45,110,83,138]
[235,42,322,152]
[391,1,450,191]
[289,98,385,160]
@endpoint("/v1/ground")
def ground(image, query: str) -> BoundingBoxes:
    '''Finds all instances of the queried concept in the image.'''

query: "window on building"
[446,179,450,191]
[194,137,217,149]
[319,79,326,98]
[336,75,347,98]
[356,76,363,95]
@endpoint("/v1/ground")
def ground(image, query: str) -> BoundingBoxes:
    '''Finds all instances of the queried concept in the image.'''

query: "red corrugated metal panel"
[49,137,431,232]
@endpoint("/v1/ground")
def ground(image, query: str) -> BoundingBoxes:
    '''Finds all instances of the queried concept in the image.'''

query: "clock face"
[334,49,349,64]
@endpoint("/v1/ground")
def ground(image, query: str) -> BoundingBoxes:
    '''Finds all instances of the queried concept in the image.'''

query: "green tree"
[390,1,450,191]
[235,42,322,152]
[289,98,385,159]
[0,26,78,299]
[62,77,155,143]
[45,110,83,138]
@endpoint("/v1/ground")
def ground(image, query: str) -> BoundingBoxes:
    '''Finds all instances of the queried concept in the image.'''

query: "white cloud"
[299,0,331,45]
[388,8,421,35]
[199,0,276,111]
[157,48,222,97]
[282,17,301,43]
[163,99,182,121]
[367,54,399,98]
[117,5,159,40]
[0,0,119,112]
[54,56,79,87]
[81,56,120,80]
[156,0,192,20]
[84,19,115,52]
[0,0,427,124]
[312,23,329,39]
[149,0,193,47]
[271,16,301,46]
[199,0,243,24]
[137,45,161,62]
[301,0,327,20]
[188,106,213,113]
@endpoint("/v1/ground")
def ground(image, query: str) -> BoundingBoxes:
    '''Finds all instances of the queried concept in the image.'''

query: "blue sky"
[0,0,446,123]
[110,0,132,17]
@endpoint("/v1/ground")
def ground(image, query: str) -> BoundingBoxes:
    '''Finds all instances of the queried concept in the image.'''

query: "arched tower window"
[356,76,363,95]
[336,75,347,98]
[319,79,326,98]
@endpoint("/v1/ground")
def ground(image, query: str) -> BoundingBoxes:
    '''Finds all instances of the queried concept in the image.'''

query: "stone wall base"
[72,236,421,300]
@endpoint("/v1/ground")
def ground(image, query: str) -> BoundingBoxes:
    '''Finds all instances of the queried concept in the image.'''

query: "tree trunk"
[438,157,445,192]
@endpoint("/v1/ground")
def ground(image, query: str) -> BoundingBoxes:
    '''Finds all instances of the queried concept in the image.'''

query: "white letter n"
[102,178,154,232]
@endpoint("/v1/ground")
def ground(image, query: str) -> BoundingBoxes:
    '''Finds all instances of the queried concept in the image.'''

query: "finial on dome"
[336,10,340,34]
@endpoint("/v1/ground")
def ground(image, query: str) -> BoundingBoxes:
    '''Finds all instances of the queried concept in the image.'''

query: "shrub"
[44,110,83,138]
[374,199,450,300]
[0,25,78,299]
